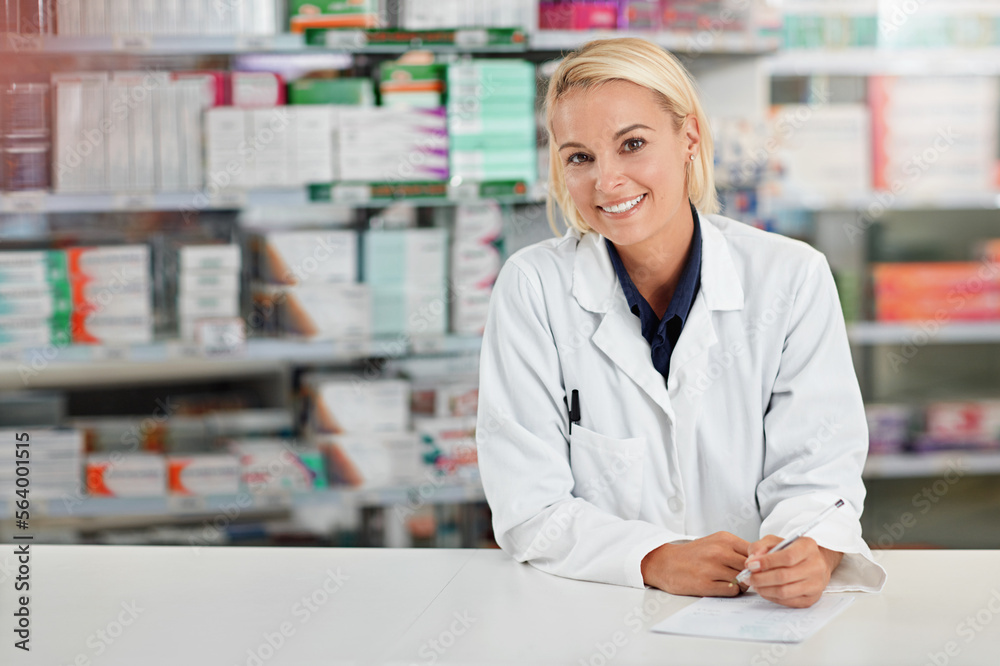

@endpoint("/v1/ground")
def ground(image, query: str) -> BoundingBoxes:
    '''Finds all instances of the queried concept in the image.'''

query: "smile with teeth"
[598,194,645,214]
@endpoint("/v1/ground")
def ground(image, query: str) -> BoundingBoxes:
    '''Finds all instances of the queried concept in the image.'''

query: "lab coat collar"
[571,213,745,315]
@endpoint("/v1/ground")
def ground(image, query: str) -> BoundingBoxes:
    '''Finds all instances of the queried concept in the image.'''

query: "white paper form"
[651,594,854,643]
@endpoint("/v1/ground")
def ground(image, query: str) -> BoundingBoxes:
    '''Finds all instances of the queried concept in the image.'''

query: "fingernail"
[748,561,761,572]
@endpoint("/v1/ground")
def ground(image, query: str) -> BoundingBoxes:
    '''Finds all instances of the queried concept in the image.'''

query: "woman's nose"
[595,158,627,193]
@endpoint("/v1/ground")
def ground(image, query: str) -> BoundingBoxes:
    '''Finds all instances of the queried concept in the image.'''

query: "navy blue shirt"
[605,204,703,379]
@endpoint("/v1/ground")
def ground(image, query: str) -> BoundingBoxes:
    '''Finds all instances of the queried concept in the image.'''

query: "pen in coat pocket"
[735,499,845,585]
[565,390,580,434]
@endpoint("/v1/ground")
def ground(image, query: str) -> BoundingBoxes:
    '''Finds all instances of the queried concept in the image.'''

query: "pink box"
[539,2,619,30]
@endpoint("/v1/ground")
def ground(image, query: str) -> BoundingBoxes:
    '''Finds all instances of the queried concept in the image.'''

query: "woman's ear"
[683,114,701,157]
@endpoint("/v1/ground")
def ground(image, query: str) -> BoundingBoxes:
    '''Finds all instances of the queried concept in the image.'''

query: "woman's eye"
[566,153,590,165]
[623,138,645,152]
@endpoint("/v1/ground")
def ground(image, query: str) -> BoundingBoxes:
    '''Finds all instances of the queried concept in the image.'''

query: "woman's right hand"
[640,532,750,597]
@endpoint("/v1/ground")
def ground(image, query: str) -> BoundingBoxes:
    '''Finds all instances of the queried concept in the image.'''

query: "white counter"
[1,546,998,665]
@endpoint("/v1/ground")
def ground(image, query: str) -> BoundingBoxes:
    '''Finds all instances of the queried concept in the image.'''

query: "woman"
[476,38,886,608]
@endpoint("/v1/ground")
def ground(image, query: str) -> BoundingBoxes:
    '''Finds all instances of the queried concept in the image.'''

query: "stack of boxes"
[766,104,871,200]
[205,105,335,189]
[288,0,380,32]
[167,454,241,496]
[871,262,1000,322]
[56,0,279,36]
[337,106,449,183]
[288,78,376,106]
[228,440,327,493]
[0,251,70,349]
[363,228,449,338]
[401,0,535,29]
[2,429,84,501]
[447,60,536,184]
[304,375,423,488]
[86,453,167,498]
[1,83,51,191]
[67,245,153,345]
[176,244,242,342]
[289,0,534,32]
[378,62,446,109]
[251,230,371,341]
[870,75,999,196]
[52,72,208,194]
[450,202,504,335]
[779,0,878,48]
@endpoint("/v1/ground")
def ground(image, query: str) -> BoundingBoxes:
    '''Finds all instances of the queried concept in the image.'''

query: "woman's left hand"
[744,536,843,608]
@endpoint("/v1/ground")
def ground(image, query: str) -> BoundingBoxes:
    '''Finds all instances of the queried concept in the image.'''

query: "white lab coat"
[476,212,887,592]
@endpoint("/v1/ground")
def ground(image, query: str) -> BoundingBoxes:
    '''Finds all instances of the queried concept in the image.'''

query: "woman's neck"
[614,205,695,319]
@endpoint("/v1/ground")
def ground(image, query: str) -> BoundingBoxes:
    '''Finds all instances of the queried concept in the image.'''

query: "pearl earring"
[690,154,696,161]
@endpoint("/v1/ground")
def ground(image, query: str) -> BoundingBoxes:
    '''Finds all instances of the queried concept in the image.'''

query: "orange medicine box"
[86,453,166,497]
[167,455,241,496]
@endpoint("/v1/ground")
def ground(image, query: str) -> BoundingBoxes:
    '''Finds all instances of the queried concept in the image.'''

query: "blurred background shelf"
[0,481,486,521]
[530,30,780,54]
[765,191,1000,213]
[0,335,485,389]
[765,48,1000,76]
[863,452,1000,480]
[848,322,1000,346]
[1,182,545,214]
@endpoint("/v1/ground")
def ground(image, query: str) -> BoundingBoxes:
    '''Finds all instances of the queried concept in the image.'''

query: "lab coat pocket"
[569,426,645,520]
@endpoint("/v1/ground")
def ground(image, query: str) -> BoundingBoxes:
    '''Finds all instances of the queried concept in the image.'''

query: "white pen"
[735,499,845,585]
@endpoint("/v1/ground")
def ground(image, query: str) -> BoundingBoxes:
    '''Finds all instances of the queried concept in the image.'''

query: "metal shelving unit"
[0,335,484,389]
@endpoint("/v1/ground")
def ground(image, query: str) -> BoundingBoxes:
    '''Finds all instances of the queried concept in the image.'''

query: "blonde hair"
[544,38,718,235]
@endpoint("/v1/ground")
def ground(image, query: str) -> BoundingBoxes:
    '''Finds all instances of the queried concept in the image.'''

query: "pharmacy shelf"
[1,181,545,215]
[0,481,486,521]
[765,191,1000,213]
[531,30,780,54]
[8,29,527,55]
[7,29,779,56]
[765,47,1000,76]
[2,32,306,54]
[0,335,484,390]
[1,188,309,214]
[863,451,1000,480]
[848,322,1000,346]
[307,27,528,52]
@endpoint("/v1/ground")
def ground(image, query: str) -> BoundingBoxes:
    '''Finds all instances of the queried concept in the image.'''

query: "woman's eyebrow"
[558,123,654,151]
[613,123,653,139]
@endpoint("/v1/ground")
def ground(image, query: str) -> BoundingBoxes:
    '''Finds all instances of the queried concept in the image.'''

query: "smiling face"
[550,79,699,252]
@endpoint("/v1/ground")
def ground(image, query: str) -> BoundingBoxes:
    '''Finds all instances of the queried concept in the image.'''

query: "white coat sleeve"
[477,259,682,588]
[758,253,887,592]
